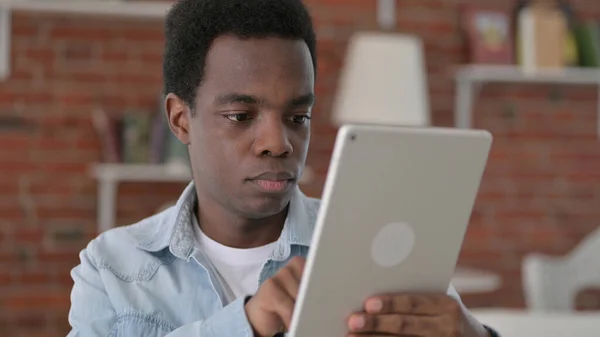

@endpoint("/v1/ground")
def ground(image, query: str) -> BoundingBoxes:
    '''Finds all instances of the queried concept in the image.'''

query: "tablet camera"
[370,222,416,268]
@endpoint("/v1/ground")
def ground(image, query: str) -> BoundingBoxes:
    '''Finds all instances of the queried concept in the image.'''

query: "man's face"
[185,35,314,219]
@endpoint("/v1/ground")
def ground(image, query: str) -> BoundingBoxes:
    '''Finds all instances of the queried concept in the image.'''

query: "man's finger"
[276,265,301,300]
[269,277,296,329]
[347,313,446,336]
[364,293,455,315]
[287,256,306,280]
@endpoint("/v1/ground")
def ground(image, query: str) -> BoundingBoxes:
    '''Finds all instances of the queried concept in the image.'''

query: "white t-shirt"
[192,216,276,303]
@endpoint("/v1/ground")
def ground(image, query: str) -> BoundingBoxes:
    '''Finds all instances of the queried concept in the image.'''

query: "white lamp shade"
[331,32,430,127]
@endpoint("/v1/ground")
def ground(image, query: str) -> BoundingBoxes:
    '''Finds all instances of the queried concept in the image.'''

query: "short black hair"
[163,0,317,109]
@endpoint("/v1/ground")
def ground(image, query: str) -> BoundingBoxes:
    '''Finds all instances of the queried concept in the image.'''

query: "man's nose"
[253,119,293,158]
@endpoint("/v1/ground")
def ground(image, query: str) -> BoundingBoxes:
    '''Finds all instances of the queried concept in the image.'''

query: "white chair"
[522,226,600,312]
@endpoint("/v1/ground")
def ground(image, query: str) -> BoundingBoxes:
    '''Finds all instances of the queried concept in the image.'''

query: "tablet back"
[288,124,493,337]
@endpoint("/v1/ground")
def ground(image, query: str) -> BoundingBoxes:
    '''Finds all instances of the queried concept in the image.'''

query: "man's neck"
[194,195,287,249]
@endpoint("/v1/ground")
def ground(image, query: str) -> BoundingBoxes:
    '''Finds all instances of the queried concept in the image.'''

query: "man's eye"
[289,115,311,124]
[225,113,252,122]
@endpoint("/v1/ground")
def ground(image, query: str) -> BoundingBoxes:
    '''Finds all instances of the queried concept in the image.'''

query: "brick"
[16,92,54,104]
[28,183,79,197]
[397,6,457,29]
[576,290,600,311]
[36,207,95,220]
[101,49,130,62]
[305,0,376,7]
[119,28,165,42]
[55,271,75,288]
[12,22,40,38]
[23,47,56,63]
[37,250,80,266]
[50,71,108,85]
[11,332,64,337]
[0,134,34,150]
[110,73,163,86]
[59,43,97,62]
[57,93,95,107]
[1,290,70,310]
[137,51,163,64]
[14,312,48,331]
[0,161,38,173]
[48,26,115,40]
[51,227,86,243]
[14,228,44,243]
[457,249,505,266]
[52,314,72,336]
[0,272,10,287]
[39,163,88,174]
[0,91,16,105]
[5,69,35,83]
[0,248,34,267]
[14,271,53,286]
[118,182,188,196]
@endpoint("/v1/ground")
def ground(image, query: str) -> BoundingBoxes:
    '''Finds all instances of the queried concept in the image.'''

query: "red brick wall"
[1,0,600,335]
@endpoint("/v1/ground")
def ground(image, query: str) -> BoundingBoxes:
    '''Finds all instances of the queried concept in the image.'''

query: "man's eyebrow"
[214,93,263,106]
[290,93,316,107]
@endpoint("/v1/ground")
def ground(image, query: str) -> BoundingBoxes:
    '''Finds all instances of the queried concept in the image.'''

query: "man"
[68,0,499,336]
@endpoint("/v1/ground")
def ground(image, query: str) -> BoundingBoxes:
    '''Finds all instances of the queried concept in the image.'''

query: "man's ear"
[165,93,191,145]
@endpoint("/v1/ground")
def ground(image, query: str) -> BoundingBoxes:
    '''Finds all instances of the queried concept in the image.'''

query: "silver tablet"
[289,124,493,337]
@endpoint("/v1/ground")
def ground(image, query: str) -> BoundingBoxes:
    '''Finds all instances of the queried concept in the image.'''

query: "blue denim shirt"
[67,182,481,337]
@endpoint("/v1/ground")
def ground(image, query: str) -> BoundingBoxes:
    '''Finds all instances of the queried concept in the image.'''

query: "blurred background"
[1,0,600,336]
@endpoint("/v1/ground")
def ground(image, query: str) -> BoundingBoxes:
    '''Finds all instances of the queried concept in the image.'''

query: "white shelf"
[0,0,173,18]
[456,65,600,85]
[91,163,191,182]
[454,65,600,137]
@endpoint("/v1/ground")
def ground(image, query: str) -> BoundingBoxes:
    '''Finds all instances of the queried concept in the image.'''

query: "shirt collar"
[136,181,317,260]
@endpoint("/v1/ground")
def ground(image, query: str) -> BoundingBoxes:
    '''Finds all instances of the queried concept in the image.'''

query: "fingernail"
[349,315,365,329]
[366,299,383,313]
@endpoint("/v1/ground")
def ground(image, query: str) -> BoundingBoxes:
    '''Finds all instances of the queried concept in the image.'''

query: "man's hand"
[244,256,305,337]
[346,293,486,337]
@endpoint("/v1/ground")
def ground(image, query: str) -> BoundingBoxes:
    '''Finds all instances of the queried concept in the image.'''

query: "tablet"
[288,124,493,337]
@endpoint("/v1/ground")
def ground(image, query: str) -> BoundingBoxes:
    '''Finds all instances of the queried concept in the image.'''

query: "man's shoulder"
[82,207,177,281]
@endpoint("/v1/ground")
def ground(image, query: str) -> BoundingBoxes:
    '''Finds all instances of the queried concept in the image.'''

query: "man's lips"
[252,179,292,192]
[248,171,296,193]
[250,171,295,181]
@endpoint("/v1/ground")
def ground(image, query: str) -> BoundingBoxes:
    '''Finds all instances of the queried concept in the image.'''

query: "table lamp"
[331,32,431,127]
